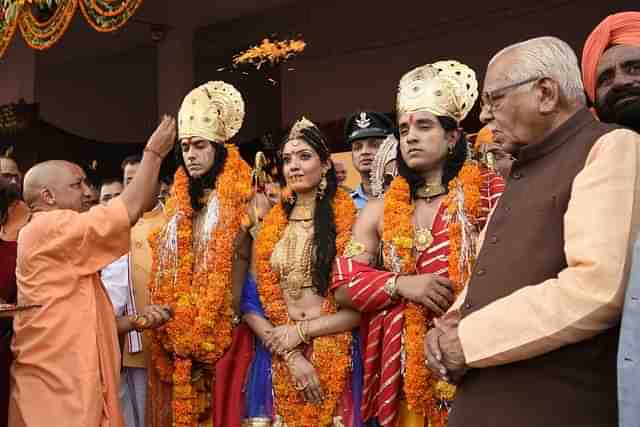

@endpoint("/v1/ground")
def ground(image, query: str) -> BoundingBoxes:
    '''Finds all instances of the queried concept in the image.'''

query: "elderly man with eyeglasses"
[425,36,640,427]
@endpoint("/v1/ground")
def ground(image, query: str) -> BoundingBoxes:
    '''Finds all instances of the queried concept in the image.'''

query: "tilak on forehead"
[178,81,245,143]
[397,60,479,124]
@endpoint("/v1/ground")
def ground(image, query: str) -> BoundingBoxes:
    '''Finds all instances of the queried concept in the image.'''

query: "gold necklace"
[278,222,314,299]
[415,182,446,201]
[290,197,314,220]
[290,196,315,229]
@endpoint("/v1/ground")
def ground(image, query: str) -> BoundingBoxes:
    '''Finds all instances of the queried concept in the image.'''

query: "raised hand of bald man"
[119,115,176,225]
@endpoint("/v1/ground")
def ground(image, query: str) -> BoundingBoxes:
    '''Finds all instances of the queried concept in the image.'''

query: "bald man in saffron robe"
[8,117,176,427]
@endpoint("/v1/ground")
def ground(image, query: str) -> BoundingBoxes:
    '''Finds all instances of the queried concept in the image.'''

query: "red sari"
[0,240,17,427]
[332,170,504,427]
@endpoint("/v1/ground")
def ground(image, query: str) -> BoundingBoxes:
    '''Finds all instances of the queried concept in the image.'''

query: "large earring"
[317,173,327,200]
[448,145,454,156]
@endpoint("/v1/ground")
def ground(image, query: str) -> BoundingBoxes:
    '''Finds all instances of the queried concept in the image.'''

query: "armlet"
[344,238,375,264]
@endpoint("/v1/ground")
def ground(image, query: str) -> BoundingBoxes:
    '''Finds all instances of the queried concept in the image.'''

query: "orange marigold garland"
[0,3,19,58]
[382,165,484,426]
[382,177,441,423]
[78,0,144,32]
[18,0,76,50]
[148,144,251,427]
[255,189,355,427]
[233,37,306,68]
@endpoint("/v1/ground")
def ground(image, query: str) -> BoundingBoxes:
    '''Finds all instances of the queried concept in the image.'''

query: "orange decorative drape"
[0,0,143,57]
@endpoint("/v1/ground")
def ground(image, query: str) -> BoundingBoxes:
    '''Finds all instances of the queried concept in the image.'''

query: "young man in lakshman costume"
[423,36,640,427]
[331,60,505,427]
[235,118,363,427]
[147,81,253,427]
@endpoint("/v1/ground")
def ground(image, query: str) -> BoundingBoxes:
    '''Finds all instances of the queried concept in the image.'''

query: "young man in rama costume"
[147,81,253,427]
[331,60,505,427]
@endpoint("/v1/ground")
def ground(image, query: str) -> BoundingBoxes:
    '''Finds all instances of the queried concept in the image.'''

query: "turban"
[582,12,640,102]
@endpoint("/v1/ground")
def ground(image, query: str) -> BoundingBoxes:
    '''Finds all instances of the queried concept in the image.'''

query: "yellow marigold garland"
[148,144,251,427]
[255,189,355,427]
[382,166,484,426]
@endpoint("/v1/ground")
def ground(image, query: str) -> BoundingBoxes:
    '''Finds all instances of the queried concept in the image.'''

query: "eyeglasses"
[480,76,541,113]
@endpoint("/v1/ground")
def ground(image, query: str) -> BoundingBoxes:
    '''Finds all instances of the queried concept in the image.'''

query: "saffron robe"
[9,199,130,427]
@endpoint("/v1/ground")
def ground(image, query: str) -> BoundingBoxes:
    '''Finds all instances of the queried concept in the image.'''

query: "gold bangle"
[383,275,400,301]
[296,321,310,344]
[284,349,301,365]
[131,314,147,331]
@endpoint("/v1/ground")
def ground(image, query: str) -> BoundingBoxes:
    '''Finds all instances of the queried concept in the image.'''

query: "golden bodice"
[270,219,316,299]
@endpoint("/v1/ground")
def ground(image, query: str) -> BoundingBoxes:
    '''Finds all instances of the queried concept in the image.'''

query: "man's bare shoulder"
[353,198,384,235]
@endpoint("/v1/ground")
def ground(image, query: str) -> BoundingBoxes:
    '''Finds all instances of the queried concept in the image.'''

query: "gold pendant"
[284,271,305,300]
[414,228,433,252]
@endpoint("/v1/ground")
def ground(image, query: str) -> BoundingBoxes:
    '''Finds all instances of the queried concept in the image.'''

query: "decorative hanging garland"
[0,5,18,57]
[18,0,76,50]
[78,0,143,32]
[0,0,143,57]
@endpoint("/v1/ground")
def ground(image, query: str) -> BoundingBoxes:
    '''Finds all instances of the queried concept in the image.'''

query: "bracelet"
[240,213,253,232]
[284,349,302,365]
[144,146,163,160]
[383,274,400,301]
[296,320,311,344]
[131,315,148,331]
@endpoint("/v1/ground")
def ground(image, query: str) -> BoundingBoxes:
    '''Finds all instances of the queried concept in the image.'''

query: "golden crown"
[397,60,478,123]
[287,116,316,141]
[178,81,245,143]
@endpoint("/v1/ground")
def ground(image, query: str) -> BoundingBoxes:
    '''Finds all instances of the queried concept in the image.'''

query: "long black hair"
[278,125,337,296]
[397,116,467,198]
[174,141,228,211]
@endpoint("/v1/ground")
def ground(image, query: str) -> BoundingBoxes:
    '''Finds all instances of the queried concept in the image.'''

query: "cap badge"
[355,112,371,129]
